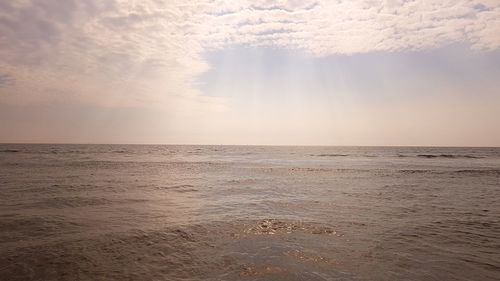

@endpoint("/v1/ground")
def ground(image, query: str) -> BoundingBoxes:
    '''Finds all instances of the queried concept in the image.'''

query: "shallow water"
[0,144,499,280]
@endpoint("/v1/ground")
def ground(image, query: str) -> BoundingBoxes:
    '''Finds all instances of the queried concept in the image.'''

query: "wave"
[0,149,20,153]
[416,154,483,159]
[398,169,500,176]
[155,184,198,193]
[312,154,349,157]
[453,169,500,176]
[243,218,338,236]
[399,169,436,174]
[311,153,484,159]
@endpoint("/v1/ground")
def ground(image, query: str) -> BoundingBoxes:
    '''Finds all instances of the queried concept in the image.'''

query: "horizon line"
[1,142,499,148]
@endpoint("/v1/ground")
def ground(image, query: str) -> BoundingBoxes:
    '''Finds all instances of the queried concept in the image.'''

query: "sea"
[0,144,499,280]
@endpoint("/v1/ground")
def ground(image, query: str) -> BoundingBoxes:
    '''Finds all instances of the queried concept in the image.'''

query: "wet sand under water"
[2,219,354,280]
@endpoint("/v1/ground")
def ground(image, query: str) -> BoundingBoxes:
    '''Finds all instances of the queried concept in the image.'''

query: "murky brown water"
[1,145,499,280]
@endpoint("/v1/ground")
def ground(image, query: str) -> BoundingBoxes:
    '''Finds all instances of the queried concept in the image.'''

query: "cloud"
[0,0,499,108]
[195,0,500,54]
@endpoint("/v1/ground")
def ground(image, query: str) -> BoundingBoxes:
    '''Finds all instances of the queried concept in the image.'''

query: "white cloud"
[0,0,499,107]
[194,0,500,54]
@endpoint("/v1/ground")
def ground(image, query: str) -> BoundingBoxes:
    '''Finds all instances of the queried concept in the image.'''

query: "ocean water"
[0,144,499,281]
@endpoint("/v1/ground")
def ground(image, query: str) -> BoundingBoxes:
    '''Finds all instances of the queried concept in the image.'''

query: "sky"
[0,0,499,146]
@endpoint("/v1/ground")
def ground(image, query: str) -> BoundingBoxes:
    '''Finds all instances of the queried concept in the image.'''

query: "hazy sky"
[1,0,499,146]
